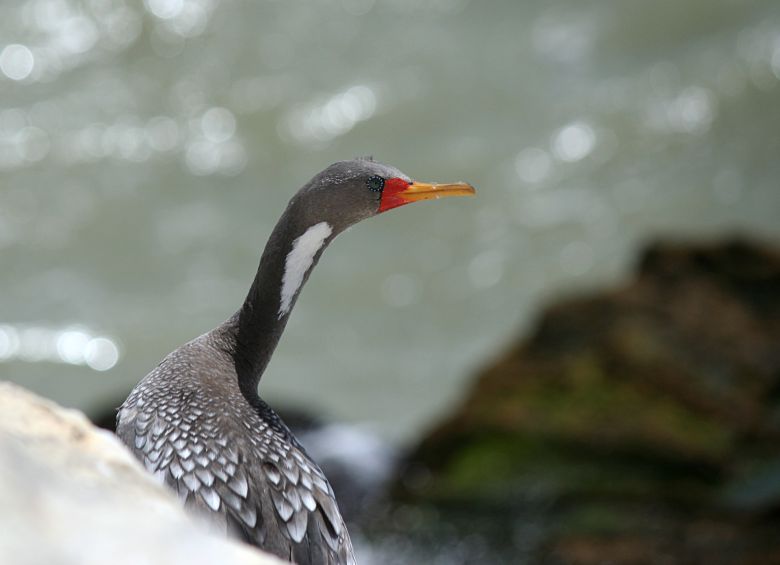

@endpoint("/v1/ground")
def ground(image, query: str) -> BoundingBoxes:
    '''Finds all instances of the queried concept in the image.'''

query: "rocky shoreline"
[392,239,780,563]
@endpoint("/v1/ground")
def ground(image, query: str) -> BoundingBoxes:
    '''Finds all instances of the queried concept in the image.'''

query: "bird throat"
[230,214,334,401]
[278,222,333,319]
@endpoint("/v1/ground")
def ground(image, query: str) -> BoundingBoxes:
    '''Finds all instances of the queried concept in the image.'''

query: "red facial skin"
[378,177,412,213]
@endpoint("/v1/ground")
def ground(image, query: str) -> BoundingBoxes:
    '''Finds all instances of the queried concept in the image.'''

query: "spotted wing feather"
[117,374,354,565]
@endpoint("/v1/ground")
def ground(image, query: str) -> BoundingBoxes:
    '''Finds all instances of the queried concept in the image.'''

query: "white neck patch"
[278,221,333,319]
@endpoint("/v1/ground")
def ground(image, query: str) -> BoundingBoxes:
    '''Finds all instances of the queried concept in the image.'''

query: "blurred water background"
[2,0,780,446]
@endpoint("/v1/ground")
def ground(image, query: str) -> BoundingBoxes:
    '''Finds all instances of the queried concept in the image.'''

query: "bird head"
[289,158,476,234]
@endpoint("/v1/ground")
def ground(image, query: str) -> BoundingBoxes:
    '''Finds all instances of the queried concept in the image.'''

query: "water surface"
[2,0,779,445]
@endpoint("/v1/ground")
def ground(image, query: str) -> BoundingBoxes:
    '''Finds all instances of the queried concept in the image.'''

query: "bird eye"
[366,175,385,193]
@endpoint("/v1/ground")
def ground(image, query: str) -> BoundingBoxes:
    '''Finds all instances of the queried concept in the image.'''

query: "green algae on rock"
[395,239,780,564]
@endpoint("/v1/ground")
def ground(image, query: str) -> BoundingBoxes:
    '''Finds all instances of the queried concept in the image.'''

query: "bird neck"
[226,205,335,402]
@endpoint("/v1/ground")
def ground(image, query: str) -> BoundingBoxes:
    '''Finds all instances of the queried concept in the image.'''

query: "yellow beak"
[399,181,477,204]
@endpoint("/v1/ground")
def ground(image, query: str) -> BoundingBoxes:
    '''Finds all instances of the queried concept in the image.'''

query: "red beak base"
[379,178,476,213]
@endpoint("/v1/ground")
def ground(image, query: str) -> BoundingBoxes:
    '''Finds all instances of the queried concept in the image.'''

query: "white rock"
[0,382,286,565]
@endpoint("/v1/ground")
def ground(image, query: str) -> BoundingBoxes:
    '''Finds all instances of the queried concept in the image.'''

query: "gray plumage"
[117,327,354,565]
[116,159,472,564]
[116,160,411,565]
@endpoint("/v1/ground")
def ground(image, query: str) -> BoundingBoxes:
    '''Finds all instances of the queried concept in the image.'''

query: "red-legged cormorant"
[116,158,475,564]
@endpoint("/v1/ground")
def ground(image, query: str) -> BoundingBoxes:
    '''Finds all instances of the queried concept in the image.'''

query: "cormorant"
[117,158,475,564]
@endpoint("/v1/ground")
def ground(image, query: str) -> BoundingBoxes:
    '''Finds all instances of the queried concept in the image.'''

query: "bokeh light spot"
[0,324,120,372]
[145,0,184,20]
[0,44,35,81]
[201,107,236,143]
[56,329,91,365]
[552,121,596,162]
[85,337,120,371]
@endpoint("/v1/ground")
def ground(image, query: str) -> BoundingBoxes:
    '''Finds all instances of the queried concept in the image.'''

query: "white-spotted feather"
[116,310,355,564]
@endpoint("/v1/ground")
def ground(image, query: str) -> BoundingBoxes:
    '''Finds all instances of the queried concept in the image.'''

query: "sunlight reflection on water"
[0,0,779,447]
[0,324,120,372]
[281,85,378,145]
[0,44,35,81]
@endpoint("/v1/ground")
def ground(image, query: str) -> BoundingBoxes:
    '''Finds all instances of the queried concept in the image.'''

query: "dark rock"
[394,238,780,564]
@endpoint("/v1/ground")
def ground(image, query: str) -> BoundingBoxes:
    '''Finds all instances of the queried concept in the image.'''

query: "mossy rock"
[392,239,780,563]
[404,431,720,508]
